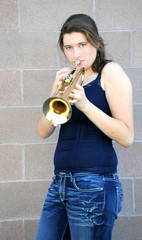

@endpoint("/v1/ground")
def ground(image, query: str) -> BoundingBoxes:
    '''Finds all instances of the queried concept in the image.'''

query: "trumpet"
[43,60,85,126]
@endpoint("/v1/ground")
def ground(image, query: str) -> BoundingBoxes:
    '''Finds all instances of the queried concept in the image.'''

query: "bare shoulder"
[101,62,131,89]
[102,61,122,72]
[102,61,126,76]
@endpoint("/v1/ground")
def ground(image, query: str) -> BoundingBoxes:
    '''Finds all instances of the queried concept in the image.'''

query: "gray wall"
[0,0,142,239]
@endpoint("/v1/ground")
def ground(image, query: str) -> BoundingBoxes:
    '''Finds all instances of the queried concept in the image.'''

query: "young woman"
[36,14,134,240]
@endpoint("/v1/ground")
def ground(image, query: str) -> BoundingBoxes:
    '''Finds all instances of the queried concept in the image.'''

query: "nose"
[74,47,80,58]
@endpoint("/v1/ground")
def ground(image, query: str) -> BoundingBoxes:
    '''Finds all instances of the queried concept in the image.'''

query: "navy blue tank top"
[54,74,118,174]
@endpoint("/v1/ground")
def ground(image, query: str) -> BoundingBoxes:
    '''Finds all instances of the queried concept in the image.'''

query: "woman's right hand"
[50,67,70,96]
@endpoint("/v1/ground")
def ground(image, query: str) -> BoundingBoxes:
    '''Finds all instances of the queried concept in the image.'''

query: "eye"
[64,46,72,50]
[79,43,86,47]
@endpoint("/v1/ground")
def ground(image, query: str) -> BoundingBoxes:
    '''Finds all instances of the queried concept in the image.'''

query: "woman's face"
[63,32,97,73]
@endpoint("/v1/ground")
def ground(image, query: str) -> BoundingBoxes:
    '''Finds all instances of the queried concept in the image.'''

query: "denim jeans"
[36,172,123,240]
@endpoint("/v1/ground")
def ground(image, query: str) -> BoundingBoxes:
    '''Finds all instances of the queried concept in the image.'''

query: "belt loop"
[112,173,117,179]
[70,172,73,182]
[102,174,105,181]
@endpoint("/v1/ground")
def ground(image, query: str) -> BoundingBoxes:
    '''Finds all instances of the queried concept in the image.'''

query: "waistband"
[55,172,119,180]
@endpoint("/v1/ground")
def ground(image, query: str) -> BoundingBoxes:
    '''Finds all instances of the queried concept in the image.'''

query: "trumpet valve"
[64,74,74,85]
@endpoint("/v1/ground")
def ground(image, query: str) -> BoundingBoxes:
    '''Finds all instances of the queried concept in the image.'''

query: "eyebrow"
[63,41,87,48]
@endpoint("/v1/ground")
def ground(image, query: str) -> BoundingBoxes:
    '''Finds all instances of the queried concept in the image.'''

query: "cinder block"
[113,216,142,240]
[114,142,142,177]
[0,221,23,240]
[96,0,142,30]
[133,104,142,140]
[120,179,134,215]
[25,143,56,180]
[19,0,93,31]
[0,71,21,106]
[0,107,59,144]
[0,32,57,69]
[23,70,56,105]
[0,108,39,144]
[0,0,18,30]
[24,219,39,240]
[0,181,51,219]
[133,31,142,66]
[0,145,22,181]
[125,68,142,103]
[134,179,142,214]
[101,32,131,66]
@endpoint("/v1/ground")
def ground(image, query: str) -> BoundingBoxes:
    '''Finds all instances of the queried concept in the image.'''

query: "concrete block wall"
[0,0,141,239]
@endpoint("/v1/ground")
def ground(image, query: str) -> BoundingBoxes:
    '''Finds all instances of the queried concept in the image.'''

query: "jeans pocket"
[71,176,105,226]
[116,186,123,214]
[72,175,104,192]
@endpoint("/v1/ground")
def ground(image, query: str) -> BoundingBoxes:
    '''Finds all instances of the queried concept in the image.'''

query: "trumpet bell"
[42,66,85,126]
[43,97,72,126]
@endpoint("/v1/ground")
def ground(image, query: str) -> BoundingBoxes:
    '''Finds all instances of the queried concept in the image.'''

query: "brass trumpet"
[43,60,85,126]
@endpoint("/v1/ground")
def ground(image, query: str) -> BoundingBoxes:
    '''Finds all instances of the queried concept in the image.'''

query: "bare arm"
[70,62,134,148]
[37,115,56,139]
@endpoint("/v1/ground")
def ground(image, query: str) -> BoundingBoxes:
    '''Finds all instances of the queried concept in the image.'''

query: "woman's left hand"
[69,83,89,110]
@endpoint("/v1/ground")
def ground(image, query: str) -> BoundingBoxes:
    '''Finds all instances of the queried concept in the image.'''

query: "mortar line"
[22,219,25,240]
[132,178,136,213]
[0,179,52,183]
[93,0,96,18]
[131,30,134,66]
[22,145,25,180]
[20,70,24,105]
[17,0,21,32]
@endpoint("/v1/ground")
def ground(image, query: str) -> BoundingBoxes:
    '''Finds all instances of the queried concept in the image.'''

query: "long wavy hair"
[58,14,111,73]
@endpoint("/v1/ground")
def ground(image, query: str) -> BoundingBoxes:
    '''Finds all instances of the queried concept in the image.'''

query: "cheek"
[84,46,97,58]
[64,50,73,61]
[89,48,97,62]
[91,47,97,57]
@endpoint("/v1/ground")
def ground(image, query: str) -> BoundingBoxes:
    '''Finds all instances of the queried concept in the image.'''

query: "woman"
[36,14,134,240]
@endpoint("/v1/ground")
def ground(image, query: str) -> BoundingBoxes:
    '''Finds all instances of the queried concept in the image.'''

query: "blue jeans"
[36,172,123,240]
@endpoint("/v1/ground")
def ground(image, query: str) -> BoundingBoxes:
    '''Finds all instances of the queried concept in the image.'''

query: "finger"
[75,83,83,90]
[56,68,70,81]
[69,93,80,101]
[69,93,78,98]
[69,99,77,104]
[57,68,70,75]
[57,80,63,86]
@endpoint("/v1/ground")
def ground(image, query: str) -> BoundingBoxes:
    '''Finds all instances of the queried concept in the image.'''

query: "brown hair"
[58,14,111,73]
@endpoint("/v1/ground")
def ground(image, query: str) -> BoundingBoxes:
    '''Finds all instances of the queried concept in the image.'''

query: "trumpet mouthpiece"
[74,60,80,66]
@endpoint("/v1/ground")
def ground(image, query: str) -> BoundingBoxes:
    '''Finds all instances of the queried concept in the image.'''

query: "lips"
[73,60,85,70]
[79,60,85,68]
[77,60,85,65]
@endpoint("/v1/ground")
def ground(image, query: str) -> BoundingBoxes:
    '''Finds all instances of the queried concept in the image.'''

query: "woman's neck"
[83,69,98,85]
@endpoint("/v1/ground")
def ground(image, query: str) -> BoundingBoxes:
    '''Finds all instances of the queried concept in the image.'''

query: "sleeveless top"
[54,74,118,174]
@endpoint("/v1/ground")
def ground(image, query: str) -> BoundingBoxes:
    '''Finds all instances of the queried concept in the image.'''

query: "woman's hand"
[69,83,89,109]
[50,67,70,96]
